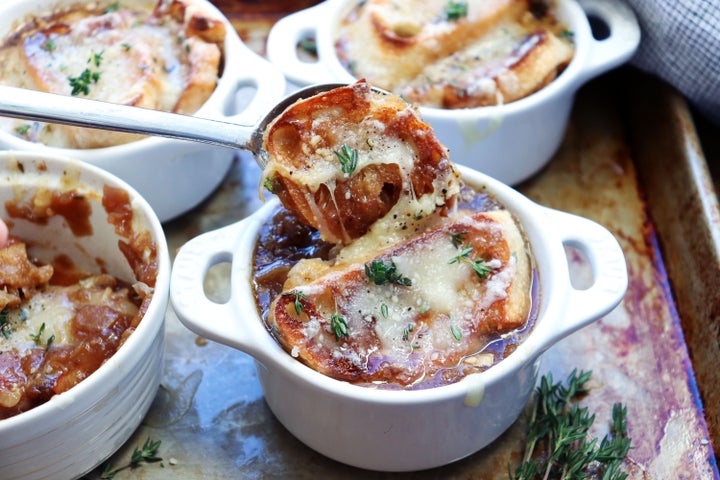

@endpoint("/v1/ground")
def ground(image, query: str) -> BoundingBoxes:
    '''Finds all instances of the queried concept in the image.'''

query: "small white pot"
[266,0,640,185]
[170,165,628,472]
[0,151,170,480]
[0,0,286,222]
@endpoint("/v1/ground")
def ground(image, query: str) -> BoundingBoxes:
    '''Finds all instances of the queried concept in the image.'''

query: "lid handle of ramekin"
[539,207,628,348]
[170,214,276,359]
[576,0,641,83]
[266,2,338,86]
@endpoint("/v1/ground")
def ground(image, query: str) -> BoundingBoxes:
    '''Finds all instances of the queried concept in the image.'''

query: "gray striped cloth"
[625,0,720,125]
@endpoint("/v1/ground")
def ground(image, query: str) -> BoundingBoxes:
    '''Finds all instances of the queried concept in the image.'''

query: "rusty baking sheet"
[81,7,719,479]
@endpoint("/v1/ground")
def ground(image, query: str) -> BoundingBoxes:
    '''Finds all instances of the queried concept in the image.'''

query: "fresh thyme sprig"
[330,312,349,341]
[100,437,162,479]
[364,259,412,286]
[335,144,358,175]
[282,291,309,315]
[448,246,492,279]
[509,370,632,480]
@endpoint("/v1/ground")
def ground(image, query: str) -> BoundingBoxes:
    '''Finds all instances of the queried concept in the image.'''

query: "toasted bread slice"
[262,80,459,244]
[267,209,532,386]
[399,25,574,108]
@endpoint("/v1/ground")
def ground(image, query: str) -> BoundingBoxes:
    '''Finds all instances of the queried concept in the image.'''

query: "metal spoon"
[0,83,350,168]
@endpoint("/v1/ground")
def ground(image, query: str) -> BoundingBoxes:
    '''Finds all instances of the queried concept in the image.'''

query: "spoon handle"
[0,85,255,152]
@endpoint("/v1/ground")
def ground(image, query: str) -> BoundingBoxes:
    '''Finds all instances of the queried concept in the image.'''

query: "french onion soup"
[0,0,225,148]
[335,0,574,109]
[0,184,158,419]
[253,81,537,389]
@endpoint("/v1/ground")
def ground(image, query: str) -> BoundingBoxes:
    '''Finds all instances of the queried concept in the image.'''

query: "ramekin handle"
[170,222,249,348]
[543,208,628,344]
[576,0,641,83]
[266,3,333,86]
[224,48,287,127]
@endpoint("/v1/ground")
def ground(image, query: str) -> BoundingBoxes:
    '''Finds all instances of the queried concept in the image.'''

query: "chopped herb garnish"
[46,334,55,349]
[448,246,492,279]
[335,144,358,175]
[29,322,46,344]
[0,308,11,339]
[330,313,349,341]
[560,29,575,41]
[450,231,467,248]
[445,0,468,21]
[380,303,389,318]
[101,437,162,479]
[402,323,414,341]
[42,39,56,52]
[263,176,275,193]
[69,68,100,95]
[450,325,462,341]
[69,53,103,96]
[92,51,104,67]
[365,259,412,286]
[14,124,31,136]
[509,370,632,480]
[282,291,308,315]
[121,42,132,51]
[104,2,121,14]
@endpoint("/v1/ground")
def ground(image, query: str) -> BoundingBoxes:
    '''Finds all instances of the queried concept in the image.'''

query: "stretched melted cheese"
[268,209,531,387]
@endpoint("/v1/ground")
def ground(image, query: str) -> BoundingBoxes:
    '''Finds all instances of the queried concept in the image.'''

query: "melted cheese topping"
[0,0,224,148]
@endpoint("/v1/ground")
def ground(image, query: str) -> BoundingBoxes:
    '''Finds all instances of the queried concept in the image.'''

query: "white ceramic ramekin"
[0,0,286,222]
[266,0,640,185]
[0,151,170,480]
[170,164,628,472]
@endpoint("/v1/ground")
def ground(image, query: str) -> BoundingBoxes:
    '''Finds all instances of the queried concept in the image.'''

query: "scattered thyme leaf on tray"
[100,437,162,479]
[509,369,632,480]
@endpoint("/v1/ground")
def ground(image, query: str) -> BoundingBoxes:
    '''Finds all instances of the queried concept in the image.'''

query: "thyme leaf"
[330,313,349,341]
[364,259,412,286]
[450,325,462,341]
[14,124,31,136]
[29,322,46,344]
[450,231,467,248]
[448,245,492,278]
[509,370,632,480]
[445,0,468,21]
[100,437,162,479]
[282,291,308,316]
[335,144,358,175]
[0,308,11,339]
